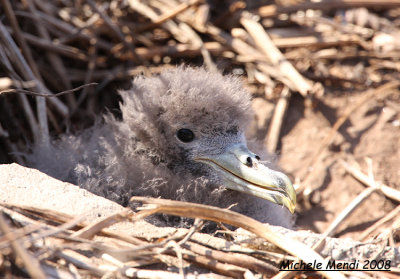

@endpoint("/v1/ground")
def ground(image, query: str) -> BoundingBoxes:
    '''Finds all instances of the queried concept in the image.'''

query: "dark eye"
[177,128,195,143]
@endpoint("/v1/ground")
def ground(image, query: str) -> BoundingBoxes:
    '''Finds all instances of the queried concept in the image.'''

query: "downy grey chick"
[27,67,296,228]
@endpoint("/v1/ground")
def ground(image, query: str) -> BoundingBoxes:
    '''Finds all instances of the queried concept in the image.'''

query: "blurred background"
[0,0,399,243]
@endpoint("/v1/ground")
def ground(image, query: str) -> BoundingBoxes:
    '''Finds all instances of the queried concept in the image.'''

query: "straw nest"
[1,0,400,278]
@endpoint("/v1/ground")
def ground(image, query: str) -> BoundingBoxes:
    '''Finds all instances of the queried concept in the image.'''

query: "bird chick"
[27,67,296,228]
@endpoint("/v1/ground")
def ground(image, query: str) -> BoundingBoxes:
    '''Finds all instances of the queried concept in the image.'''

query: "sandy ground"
[253,90,400,239]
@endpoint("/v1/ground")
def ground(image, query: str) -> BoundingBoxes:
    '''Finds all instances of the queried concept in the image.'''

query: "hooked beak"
[195,143,296,213]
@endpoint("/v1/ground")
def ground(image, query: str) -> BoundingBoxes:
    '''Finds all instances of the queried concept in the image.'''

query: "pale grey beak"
[195,143,296,213]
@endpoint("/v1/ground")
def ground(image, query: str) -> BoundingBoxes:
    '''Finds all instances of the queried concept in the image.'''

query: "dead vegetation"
[0,0,400,278]
[0,195,398,279]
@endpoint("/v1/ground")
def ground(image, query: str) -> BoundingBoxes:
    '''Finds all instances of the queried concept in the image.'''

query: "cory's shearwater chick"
[27,67,296,228]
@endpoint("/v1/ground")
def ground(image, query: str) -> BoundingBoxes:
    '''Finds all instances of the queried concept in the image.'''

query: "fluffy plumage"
[27,67,294,228]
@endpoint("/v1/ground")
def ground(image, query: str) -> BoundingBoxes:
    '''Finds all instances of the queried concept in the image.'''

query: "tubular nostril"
[246,156,253,167]
[255,155,260,160]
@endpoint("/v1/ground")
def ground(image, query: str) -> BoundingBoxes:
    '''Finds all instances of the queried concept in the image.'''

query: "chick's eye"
[177,128,194,143]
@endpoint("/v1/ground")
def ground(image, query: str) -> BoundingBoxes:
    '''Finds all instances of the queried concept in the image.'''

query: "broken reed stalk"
[71,209,133,239]
[240,12,314,97]
[255,0,400,18]
[266,86,291,153]
[318,158,378,238]
[135,0,203,32]
[181,241,277,275]
[25,0,76,108]
[87,0,141,63]
[340,160,400,203]
[5,27,89,61]
[0,212,46,279]
[323,187,377,238]
[340,159,400,241]
[1,0,41,80]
